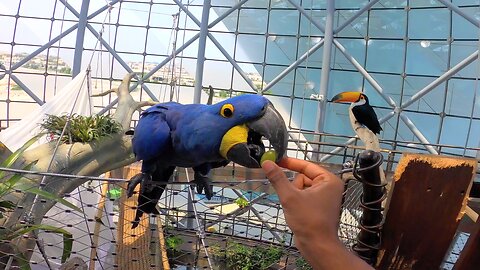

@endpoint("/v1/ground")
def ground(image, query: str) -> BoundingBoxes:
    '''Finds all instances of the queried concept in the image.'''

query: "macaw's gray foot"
[193,171,213,200]
[127,173,151,197]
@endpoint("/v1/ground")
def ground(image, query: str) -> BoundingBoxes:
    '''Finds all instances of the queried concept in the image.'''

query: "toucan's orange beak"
[330,91,362,103]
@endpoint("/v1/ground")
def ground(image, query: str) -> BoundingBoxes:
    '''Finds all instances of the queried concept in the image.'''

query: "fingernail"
[261,160,275,173]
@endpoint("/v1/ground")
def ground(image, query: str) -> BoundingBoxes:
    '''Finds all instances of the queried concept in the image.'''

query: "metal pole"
[72,0,91,78]
[313,0,335,160]
[353,150,386,266]
[194,0,211,104]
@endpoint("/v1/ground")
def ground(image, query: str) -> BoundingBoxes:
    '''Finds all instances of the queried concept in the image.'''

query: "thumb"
[261,160,294,197]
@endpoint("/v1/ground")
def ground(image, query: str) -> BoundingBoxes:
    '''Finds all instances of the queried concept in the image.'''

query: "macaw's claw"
[193,171,213,200]
[127,173,151,197]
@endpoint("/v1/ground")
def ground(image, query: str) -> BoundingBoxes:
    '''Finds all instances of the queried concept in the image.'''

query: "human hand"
[261,157,373,269]
[261,157,344,245]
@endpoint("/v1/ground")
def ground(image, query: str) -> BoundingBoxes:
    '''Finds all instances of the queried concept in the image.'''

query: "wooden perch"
[348,108,386,186]
[377,153,476,270]
[91,73,158,130]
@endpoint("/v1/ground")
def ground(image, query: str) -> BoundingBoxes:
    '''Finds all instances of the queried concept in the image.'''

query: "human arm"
[261,157,373,270]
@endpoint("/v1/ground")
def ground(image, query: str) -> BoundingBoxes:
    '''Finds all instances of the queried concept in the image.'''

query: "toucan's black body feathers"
[351,104,382,134]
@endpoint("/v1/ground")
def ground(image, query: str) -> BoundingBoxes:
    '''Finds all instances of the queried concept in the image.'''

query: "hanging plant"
[40,114,122,143]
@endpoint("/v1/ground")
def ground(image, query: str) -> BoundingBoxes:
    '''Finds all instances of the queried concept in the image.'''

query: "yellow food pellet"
[261,149,278,164]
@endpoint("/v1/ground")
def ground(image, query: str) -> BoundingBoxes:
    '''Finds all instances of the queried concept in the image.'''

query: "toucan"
[331,91,382,134]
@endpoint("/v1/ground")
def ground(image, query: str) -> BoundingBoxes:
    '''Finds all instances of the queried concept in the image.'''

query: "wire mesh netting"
[0,157,370,269]
[0,137,477,269]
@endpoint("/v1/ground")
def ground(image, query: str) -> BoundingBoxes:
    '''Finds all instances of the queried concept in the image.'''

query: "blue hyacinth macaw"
[127,94,288,228]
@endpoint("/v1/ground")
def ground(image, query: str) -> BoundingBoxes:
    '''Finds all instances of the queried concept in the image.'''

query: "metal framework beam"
[194,0,212,104]
[401,50,479,109]
[174,0,258,93]
[436,0,480,28]
[72,0,91,78]
[262,39,325,93]
[286,0,326,34]
[334,0,380,34]
[10,75,45,105]
[98,0,248,115]
[142,0,249,83]
[85,24,157,101]
[87,0,120,20]
[319,111,396,163]
[333,39,398,108]
[205,193,269,228]
[232,189,283,242]
[11,24,78,70]
[313,0,335,160]
[399,114,439,154]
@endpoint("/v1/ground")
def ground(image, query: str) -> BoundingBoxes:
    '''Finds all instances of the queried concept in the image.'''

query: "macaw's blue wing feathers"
[132,110,172,162]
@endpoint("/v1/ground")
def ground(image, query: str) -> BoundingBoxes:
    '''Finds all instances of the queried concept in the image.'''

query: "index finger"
[278,157,332,180]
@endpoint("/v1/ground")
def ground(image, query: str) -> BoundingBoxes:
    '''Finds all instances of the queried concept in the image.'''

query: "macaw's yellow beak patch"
[219,124,249,158]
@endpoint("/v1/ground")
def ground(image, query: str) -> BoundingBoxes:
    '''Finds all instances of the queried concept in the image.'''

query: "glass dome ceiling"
[0,0,479,161]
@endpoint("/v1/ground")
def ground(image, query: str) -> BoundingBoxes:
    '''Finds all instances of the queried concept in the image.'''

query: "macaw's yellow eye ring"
[220,104,234,118]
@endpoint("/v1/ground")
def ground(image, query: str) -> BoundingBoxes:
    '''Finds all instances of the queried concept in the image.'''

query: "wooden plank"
[377,153,476,270]
[116,165,153,270]
[89,175,110,269]
[156,216,170,270]
[454,208,480,270]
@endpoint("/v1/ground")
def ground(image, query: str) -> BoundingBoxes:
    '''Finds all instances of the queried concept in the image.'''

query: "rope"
[159,12,180,102]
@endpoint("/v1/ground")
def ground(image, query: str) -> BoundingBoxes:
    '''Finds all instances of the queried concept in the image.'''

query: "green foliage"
[41,114,122,143]
[0,138,80,267]
[0,136,38,180]
[295,256,313,270]
[2,224,73,263]
[212,241,284,270]
[58,67,71,75]
[165,235,183,252]
[11,84,22,91]
[234,197,249,208]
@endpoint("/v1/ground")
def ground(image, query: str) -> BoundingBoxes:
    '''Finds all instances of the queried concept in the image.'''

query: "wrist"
[295,235,369,269]
[295,234,343,255]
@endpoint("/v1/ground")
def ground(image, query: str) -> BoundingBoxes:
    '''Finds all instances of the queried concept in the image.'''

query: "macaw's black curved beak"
[225,102,288,168]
